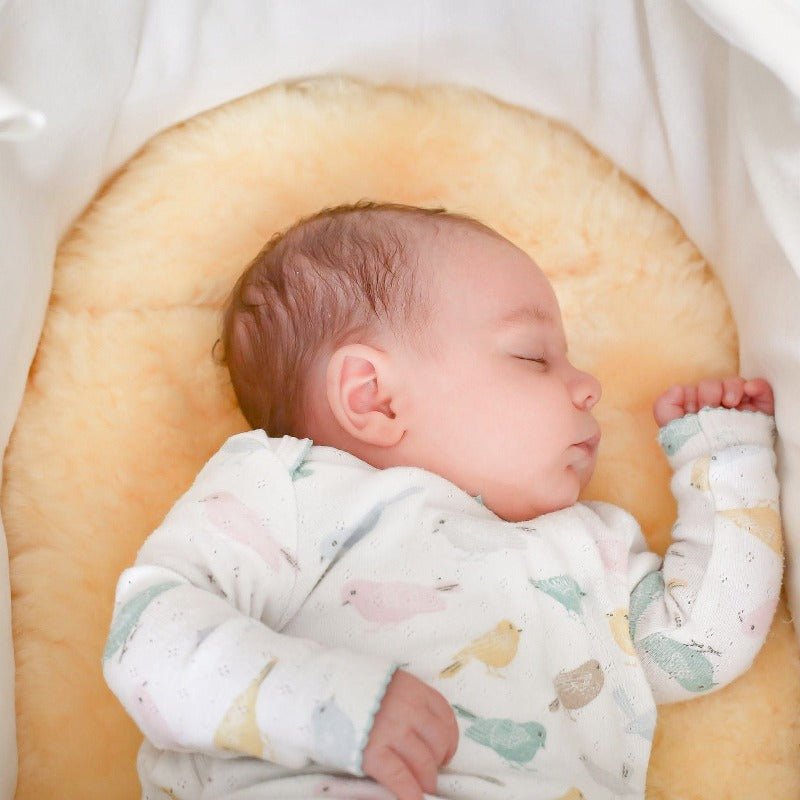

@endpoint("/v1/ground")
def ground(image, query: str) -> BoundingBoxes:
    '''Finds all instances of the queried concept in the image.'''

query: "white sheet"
[1,2,798,796]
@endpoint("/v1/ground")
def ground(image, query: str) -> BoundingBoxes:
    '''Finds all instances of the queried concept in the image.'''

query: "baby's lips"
[574,430,601,450]
[583,432,601,448]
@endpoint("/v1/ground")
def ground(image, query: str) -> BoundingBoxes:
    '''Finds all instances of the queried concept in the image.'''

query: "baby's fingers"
[741,378,775,413]
[653,385,686,427]
[363,746,424,800]
[424,691,460,765]
[722,377,745,408]
[683,384,699,414]
[392,730,438,795]
[695,379,724,409]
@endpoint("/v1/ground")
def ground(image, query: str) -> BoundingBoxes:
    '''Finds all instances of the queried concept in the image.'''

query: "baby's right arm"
[102,432,398,777]
[626,404,783,703]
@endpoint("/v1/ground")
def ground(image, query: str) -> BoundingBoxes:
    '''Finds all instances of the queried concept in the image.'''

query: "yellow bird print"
[439,619,522,678]
[213,659,277,758]
[690,455,711,492]
[556,789,586,800]
[719,506,783,555]
[606,608,636,656]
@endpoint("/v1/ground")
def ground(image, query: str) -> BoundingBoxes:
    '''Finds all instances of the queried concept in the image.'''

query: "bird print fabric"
[452,704,547,766]
[104,408,783,799]
[341,579,460,624]
[439,620,522,678]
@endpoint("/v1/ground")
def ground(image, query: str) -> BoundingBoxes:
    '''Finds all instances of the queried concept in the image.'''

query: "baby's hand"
[361,669,459,800]
[653,376,774,427]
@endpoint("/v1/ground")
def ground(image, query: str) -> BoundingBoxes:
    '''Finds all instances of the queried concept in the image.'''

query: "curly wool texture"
[3,76,800,799]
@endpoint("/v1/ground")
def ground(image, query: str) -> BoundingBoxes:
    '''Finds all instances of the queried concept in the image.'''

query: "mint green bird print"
[628,571,664,639]
[530,576,586,617]
[103,581,181,661]
[220,435,267,457]
[658,414,701,456]
[452,704,546,766]
[289,439,314,481]
[638,632,717,692]
[291,461,314,481]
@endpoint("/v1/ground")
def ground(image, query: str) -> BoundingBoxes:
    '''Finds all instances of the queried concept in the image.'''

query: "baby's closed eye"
[515,355,547,365]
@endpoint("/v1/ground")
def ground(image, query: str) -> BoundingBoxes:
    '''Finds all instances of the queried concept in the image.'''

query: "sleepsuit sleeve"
[102,430,398,776]
[625,406,783,703]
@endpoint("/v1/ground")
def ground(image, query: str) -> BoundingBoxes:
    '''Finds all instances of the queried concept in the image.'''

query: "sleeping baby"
[103,201,783,800]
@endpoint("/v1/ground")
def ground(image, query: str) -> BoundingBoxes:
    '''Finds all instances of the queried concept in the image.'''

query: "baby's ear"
[325,344,405,447]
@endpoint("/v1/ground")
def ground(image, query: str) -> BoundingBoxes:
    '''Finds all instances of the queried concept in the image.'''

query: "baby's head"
[216,201,601,522]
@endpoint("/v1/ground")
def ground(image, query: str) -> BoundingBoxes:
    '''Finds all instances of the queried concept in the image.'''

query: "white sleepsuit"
[103,407,783,800]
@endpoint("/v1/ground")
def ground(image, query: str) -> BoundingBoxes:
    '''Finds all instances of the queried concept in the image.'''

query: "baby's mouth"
[573,430,601,453]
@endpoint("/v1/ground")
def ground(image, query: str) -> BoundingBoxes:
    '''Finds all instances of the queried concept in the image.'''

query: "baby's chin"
[538,492,581,517]
[533,470,586,517]
[564,450,595,487]
[490,484,579,522]
[475,463,590,522]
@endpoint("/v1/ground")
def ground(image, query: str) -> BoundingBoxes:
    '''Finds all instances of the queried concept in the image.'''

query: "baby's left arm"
[625,378,783,704]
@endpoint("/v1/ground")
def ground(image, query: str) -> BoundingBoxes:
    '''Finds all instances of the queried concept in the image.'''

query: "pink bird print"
[341,579,459,624]
[132,681,176,749]
[200,491,298,573]
[740,595,779,639]
[594,534,628,577]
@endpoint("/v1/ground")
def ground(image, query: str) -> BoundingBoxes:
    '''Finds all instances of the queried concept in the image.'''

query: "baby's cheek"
[561,463,585,500]
[531,476,577,516]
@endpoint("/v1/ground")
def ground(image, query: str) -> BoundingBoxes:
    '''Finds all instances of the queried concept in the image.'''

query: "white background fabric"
[0,1,798,796]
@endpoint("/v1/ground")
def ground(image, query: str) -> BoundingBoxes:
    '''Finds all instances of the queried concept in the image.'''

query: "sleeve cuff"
[349,660,399,776]
[657,406,776,470]
[312,649,399,776]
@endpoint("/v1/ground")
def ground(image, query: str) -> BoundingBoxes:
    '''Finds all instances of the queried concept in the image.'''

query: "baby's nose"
[587,375,602,408]
[576,371,601,410]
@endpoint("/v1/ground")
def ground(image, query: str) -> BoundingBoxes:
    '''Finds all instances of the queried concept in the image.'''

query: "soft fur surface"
[3,76,800,799]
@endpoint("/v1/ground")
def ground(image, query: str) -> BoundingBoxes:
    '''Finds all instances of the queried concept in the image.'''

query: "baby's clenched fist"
[653,376,774,427]
[361,669,459,800]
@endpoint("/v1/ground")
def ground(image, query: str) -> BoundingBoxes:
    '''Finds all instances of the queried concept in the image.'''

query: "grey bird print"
[312,696,356,769]
[319,486,423,565]
[612,685,656,741]
[434,518,527,556]
[550,659,604,714]
[579,754,637,795]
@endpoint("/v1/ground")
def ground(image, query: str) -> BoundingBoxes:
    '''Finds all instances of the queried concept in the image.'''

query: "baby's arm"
[625,379,782,703]
[102,432,397,776]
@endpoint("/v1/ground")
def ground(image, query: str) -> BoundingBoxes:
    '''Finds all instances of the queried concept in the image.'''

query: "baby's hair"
[213,200,498,437]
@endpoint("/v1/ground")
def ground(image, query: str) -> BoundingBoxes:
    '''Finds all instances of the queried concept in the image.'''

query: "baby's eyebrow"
[496,304,553,327]
[495,305,569,354]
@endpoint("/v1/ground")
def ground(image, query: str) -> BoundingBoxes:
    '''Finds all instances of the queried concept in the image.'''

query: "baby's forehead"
[418,222,553,307]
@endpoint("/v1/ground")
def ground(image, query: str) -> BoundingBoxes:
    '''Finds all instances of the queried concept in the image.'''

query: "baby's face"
[393,225,602,522]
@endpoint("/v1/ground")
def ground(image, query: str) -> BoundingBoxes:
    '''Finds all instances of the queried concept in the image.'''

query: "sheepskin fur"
[3,76,799,799]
